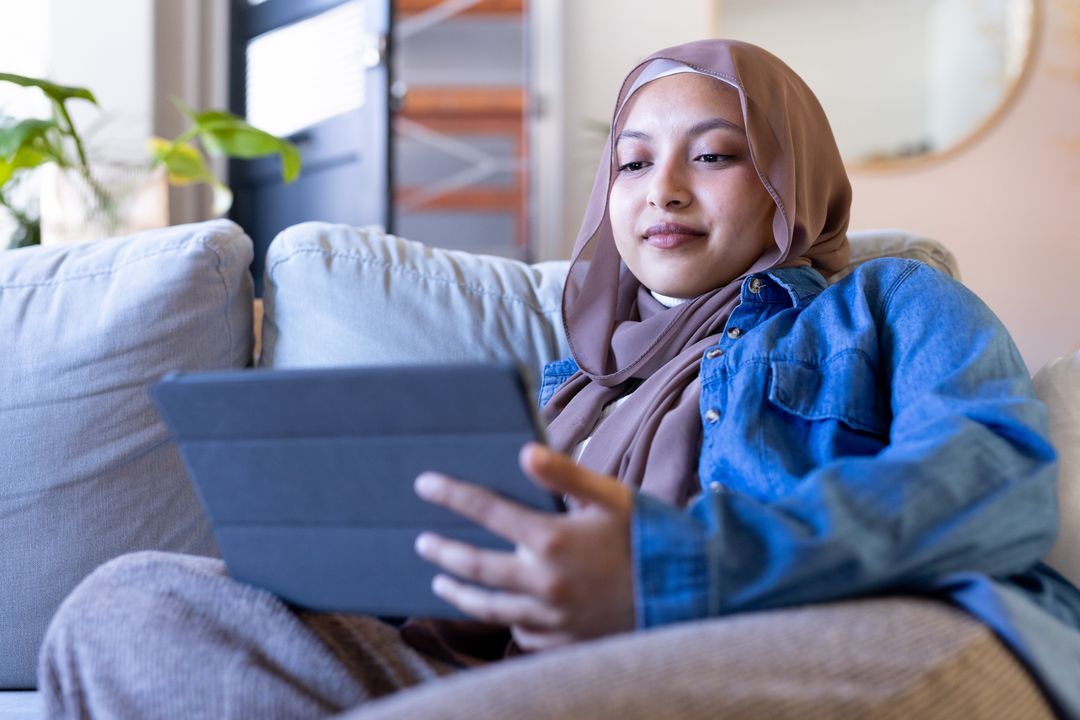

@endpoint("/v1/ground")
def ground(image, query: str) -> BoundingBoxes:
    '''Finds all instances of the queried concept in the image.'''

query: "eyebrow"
[616,117,744,144]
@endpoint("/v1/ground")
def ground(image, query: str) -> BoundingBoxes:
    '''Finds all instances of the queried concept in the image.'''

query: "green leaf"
[0,146,50,191]
[197,120,280,157]
[147,136,234,215]
[172,98,245,129]
[170,97,300,183]
[193,109,243,126]
[278,141,302,183]
[9,145,50,170]
[147,136,216,186]
[0,73,96,105]
[0,118,57,159]
[197,121,301,183]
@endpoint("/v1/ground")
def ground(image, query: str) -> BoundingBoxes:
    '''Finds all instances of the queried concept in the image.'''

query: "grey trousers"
[39,551,1054,720]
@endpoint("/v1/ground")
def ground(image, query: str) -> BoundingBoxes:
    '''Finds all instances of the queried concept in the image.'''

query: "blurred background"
[1,0,1077,369]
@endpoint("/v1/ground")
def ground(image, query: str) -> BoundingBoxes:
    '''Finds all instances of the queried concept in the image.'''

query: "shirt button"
[705,348,724,359]
[748,277,764,294]
[709,481,723,493]
[704,408,721,423]
[726,327,742,339]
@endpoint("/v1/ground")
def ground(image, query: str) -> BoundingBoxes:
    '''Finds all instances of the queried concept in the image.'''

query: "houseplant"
[0,72,300,249]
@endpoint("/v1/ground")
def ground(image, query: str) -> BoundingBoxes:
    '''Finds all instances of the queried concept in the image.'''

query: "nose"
[646,159,691,209]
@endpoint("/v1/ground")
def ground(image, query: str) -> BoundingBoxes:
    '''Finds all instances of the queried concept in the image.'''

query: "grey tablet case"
[150,364,560,619]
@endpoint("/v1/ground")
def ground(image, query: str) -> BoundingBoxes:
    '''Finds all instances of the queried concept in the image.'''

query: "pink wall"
[848,0,1080,372]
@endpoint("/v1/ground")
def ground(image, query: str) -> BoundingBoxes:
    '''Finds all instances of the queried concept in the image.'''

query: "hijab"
[541,39,852,506]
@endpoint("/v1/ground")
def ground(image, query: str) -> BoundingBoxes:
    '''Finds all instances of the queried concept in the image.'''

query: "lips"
[643,223,707,249]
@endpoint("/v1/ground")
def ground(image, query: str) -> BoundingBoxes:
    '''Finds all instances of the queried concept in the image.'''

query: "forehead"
[617,72,743,133]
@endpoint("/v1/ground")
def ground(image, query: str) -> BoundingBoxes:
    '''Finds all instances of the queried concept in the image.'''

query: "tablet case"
[150,364,559,618]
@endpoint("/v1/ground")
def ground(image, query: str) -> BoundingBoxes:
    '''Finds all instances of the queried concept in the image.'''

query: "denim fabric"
[539,259,1080,718]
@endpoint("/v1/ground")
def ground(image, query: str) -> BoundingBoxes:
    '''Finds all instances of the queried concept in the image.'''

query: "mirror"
[715,0,1039,167]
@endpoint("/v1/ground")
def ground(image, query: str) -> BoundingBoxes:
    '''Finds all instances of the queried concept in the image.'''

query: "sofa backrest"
[260,222,570,392]
[1033,353,1080,587]
[259,224,960,389]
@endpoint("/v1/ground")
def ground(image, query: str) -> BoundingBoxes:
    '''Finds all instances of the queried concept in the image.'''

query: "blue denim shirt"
[539,259,1080,717]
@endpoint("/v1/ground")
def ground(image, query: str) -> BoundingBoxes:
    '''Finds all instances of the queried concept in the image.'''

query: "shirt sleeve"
[632,262,1059,628]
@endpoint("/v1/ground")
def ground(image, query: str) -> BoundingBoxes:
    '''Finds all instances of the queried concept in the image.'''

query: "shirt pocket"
[761,353,891,488]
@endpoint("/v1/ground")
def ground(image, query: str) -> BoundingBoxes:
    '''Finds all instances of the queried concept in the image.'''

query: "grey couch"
[3,220,1076,718]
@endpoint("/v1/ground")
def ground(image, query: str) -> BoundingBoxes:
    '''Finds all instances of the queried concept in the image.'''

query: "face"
[608,72,777,298]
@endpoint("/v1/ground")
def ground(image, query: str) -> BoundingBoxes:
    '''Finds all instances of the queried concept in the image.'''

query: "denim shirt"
[539,259,1080,717]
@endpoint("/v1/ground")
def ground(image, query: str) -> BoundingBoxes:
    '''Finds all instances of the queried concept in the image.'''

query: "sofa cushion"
[260,222,570,390]
[1032,351,1080,587]
[260,226,957,390]
[832,229,960,282]
[0,219,253,688]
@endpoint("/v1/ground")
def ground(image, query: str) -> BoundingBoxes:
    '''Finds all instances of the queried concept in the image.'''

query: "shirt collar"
[753,266,828,308]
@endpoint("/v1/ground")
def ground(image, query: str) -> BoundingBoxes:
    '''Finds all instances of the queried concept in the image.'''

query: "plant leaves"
[147,136,216,186]
[0,146,51,191]
[171,97,239,126]
[147,136,235,215]
[0,73,97,105]
[0,118,57,159]
[9,145,50,170]
[198,121,301,183]
[170,97,301,183]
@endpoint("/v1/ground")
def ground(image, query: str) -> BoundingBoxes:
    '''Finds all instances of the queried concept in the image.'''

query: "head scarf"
[541,39,852,506]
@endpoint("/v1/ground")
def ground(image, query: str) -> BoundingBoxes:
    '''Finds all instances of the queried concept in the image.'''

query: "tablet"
[150,363,562,619]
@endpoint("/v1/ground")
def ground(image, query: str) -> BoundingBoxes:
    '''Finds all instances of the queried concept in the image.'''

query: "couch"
[1,219,1077,718]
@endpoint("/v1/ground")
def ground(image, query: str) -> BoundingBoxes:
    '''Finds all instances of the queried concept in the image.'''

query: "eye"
[618,160,650,173]
[696,153,734,163]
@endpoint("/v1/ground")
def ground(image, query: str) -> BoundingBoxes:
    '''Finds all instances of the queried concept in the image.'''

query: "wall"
[49,0,155,164]
[719,0,932,163]
[550,0,1079,371]
[848,0,1080,371]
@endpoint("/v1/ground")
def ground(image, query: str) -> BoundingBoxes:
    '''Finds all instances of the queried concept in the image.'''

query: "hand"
[414,442,636,651]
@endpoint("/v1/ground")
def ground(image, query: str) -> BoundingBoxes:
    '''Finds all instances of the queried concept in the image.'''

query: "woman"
[40,40,1079,718]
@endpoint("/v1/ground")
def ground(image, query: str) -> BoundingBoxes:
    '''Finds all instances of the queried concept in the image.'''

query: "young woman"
[39,40,1079,719]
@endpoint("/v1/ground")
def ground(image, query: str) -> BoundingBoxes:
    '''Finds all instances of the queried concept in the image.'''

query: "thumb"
[519,442,628,511]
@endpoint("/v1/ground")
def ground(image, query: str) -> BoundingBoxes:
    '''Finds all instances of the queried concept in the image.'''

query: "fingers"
[519,443,630,511]
[415,532,543,596]
[430,574,563,628]
[415,472,548,547]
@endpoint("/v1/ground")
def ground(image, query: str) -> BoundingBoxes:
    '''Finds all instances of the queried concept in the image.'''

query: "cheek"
[608,183,631,223]
[607,184,637,244]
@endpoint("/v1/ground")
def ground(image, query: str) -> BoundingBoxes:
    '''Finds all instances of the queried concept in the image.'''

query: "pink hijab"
[541,39,852,506]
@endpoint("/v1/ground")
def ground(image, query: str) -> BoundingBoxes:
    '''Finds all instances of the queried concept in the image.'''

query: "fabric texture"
[0,219,253,688]
[38,553,1053,720]
[1033,351,1080,587]
[259,221,569,392]
[545,40,853,508]
[347,597,1053,720]
[38,552,455,719]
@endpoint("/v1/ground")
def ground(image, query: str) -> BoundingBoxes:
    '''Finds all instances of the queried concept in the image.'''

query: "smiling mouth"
[643,223,707,249]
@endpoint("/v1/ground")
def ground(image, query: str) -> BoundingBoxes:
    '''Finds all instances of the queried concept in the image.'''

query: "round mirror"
[715,0,1039,167]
